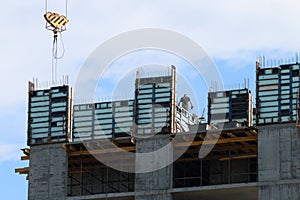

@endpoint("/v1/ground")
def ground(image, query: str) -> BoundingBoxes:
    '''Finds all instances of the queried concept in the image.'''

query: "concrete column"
[135,135,173,200]
[258,124,300,200]
[28,143,68,200]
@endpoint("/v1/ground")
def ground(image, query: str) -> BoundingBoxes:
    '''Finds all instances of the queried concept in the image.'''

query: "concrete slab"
[171,183,258,200]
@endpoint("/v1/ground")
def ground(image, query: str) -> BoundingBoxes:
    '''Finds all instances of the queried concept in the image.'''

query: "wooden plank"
[21,156,30,160]
[68,146,135,156]
[219,154,257,161]
[175,136,257,147]
[181,144,257,154]
[15,167,29,174]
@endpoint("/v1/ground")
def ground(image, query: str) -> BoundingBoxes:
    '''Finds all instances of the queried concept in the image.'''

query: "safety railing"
[176,105,199,133]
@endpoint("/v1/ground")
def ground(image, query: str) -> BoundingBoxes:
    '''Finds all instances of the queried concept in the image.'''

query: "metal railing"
[176,105,199,133]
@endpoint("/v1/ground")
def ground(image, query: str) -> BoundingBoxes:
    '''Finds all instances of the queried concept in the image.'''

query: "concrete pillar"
[258,124,300,200]
[28,143,68,200]
[135,135,173,200]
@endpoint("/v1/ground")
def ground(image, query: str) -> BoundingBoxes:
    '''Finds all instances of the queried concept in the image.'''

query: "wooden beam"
[245,131,254,136]
[199,133,205,139]
[15,167,29,175]
[67,135,257,157]
[227,132,253,153]
[181,144,257,154]
[68,161,137,171]
[63,144,77,152]
[68,146,135,157]
[219,154,257,161]
[175,136,257,147]
[227,132,237,138]
[249,129,258,136]
[213,144,256,152]
[21,156,30,161]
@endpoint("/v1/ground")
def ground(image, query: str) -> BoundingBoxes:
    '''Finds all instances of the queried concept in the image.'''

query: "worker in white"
[178,94,194,111]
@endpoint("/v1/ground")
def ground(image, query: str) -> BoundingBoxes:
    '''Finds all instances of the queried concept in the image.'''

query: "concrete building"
[16,64,300,200]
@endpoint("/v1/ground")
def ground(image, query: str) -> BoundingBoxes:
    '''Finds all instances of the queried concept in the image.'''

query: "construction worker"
[178,94,193,111]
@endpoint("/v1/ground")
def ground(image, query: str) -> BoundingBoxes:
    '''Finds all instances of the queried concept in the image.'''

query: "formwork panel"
[27,82,73,145]
[208,89,252,127]
[73,100,134,141]
[256,63,300,125]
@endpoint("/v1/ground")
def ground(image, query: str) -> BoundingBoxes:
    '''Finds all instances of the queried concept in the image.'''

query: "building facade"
[16,63,300,200]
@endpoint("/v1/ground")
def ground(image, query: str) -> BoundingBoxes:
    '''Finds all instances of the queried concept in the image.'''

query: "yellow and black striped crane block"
[44,12,69,30]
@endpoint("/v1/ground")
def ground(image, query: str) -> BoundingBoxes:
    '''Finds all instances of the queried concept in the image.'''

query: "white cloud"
[1,0,300,113]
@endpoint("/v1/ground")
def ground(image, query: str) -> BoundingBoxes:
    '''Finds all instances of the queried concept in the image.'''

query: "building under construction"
[16,63,300,200]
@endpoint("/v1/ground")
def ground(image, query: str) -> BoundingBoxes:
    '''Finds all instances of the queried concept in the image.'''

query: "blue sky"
[1,0,300,199]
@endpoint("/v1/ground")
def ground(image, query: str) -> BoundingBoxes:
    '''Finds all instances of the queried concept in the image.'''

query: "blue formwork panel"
[73,104,94,142]
[112,100,134,138]
[135,76,173,135]
[256,63,300,125]
[94,102,113,140]
[208,89,252,127]
[72,100,134,142]
[27,84,72,145]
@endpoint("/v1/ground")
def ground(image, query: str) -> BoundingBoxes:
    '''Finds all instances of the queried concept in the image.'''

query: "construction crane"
[44,0,69,84]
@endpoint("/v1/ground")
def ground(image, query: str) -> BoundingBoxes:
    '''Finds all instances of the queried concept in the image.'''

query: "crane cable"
[52,32,65,60]
[45,0,68,17]
[65,0,68,18]
[45,0,68,83]
[52,32,65,82]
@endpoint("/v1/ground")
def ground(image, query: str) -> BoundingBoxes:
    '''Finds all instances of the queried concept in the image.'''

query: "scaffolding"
[61,127,258,196]
[67,157,134,196]
[173,128,258,188]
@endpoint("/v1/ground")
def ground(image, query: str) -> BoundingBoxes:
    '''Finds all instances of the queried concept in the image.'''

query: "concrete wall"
[135,135,173,200]
[258,123,300,200]
[28,143,68,200]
